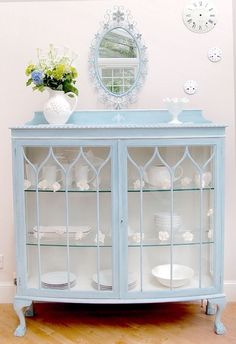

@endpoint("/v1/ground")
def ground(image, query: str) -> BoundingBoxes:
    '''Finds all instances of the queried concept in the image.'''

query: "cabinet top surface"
[11,110,226,130]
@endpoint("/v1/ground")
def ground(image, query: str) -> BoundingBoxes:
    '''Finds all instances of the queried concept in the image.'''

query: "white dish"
[152,264,194,288]
[33,225,91,234]
[93,281,137,291]
[154,212,180,217]
[155,224,181,231]
[92,269,137,288]
[42,280,77,290]
[41,271,76,287]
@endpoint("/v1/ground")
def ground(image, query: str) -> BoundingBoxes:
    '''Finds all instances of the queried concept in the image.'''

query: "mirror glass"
[97,28,139,96]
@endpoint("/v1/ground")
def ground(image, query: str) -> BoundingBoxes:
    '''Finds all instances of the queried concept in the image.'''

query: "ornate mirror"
[89,7,148,109]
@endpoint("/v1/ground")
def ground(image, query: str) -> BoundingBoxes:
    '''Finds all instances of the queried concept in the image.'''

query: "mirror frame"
[89,6,148,109]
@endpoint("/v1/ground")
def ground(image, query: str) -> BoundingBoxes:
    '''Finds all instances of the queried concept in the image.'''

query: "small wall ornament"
[182,0,217,33]
[184,80,198,95]
[208,47,222,62]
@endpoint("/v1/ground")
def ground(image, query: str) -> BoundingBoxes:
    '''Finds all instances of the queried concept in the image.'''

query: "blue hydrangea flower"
[31,70,44,85]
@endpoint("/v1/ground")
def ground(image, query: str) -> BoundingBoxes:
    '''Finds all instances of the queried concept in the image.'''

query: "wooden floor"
[0,302,236,343]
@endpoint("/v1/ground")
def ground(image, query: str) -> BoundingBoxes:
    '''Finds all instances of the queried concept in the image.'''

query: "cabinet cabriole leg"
[13,299,32,336]
[206,300,216,315]
[25,302,34,317]
[210,297,226,335]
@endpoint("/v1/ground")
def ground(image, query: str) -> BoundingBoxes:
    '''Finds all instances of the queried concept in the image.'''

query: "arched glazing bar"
[127,144,215,292]
[23,145,112,292]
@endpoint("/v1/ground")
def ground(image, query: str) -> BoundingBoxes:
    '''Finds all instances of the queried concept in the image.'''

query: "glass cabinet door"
[126,143,217,295]
[22,144,116,296]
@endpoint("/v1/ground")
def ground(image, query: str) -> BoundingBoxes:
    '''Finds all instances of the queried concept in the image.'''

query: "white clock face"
[183,0,217,33]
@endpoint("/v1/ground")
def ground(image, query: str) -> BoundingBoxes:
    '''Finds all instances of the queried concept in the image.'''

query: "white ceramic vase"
[43,89,78,125]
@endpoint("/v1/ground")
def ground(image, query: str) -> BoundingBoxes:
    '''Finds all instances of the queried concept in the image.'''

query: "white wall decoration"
[184,80,198,95]
[183,0,217,33]
[208,47,222,62]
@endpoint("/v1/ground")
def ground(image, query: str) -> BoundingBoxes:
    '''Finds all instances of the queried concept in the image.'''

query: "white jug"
[144,165,183,188]
[44,89,78,125]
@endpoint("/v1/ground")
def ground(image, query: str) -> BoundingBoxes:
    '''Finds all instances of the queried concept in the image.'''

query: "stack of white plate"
[41,271,77,290]
[154,212,182,231]
[92,269,137,291]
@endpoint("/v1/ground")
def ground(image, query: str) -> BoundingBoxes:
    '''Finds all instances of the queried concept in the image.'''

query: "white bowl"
[155,219,181,224]
[152,264,194,288]
[154,212,180,218]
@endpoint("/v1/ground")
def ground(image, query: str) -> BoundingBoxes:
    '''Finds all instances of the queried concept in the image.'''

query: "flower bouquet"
[25,45,79,124]
[25,44,78,95]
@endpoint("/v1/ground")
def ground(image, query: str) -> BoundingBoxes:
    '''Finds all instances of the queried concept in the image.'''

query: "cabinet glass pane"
[24,146,114,292]
[127,145,215,293]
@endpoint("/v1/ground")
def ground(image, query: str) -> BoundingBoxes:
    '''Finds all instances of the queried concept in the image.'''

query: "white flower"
[24,179,31,190]
[158,231,170,241]
[76,180,90,191]
[182,231,194,242]
[94,231,105,244]
[132,232,144,243]
[133,179,145,189]
[38,179,49,190]
[51,182,61,192]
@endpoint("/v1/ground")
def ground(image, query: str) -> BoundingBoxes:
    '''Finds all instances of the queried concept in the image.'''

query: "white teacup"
[42,165,61,185]
[74,165,94,185]
[194,172,212,188]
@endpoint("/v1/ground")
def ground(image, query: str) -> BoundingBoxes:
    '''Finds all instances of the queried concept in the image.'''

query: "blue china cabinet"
[11,110,226,336]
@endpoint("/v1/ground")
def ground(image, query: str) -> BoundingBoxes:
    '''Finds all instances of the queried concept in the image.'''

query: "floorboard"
[0,302,236,343]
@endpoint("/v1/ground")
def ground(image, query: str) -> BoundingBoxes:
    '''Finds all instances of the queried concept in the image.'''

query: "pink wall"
[0,0,235,301]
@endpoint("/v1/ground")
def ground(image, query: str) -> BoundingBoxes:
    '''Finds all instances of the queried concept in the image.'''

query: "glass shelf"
[26,242,112,248]
[26,238,214,248]
[128,187,214,192]
[24,187,112,193]
[128,241,214,247]
[24,187,214,193]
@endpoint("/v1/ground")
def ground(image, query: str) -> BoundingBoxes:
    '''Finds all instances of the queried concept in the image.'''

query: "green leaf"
[56,84,63,91]
[37,85,45,92]
[26,79,33,86]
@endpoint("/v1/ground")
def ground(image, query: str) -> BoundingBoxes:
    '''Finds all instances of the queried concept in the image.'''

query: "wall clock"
[183,0,217,33]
